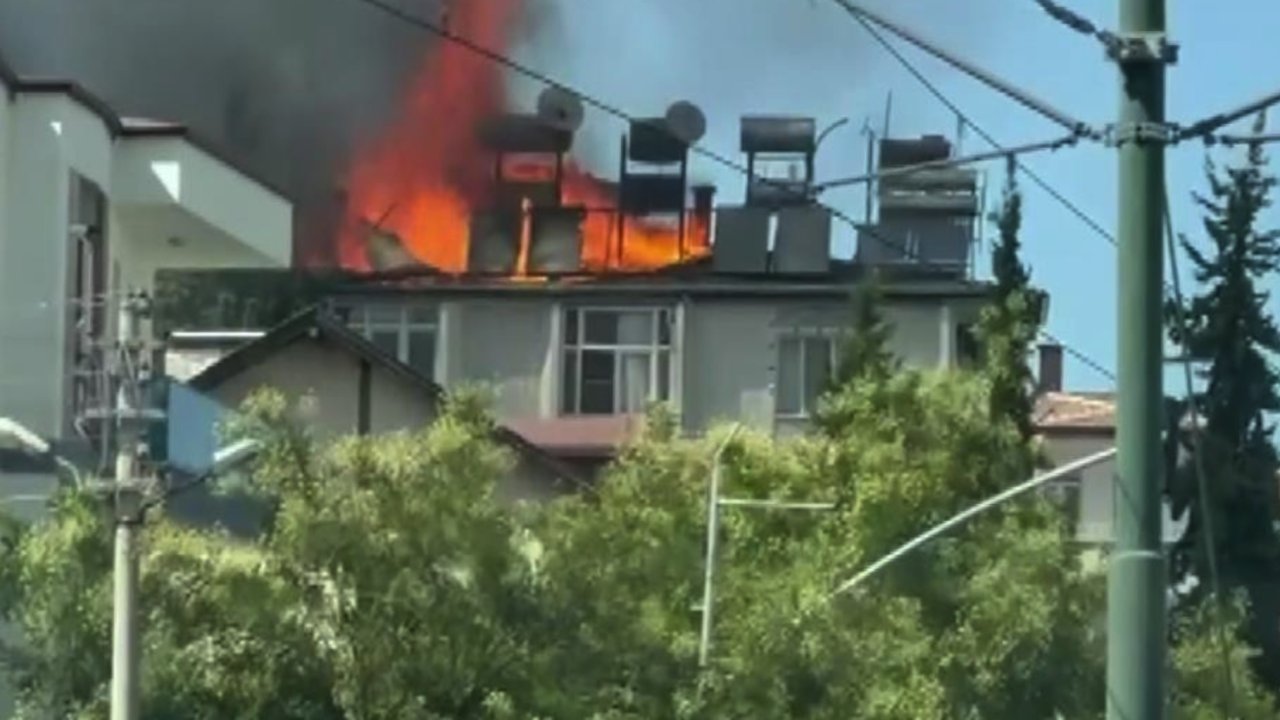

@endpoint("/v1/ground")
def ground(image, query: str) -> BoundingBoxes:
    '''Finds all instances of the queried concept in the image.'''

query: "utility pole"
[109,290,154,720]
[1109,0,1171,717]
[697,425,835,668]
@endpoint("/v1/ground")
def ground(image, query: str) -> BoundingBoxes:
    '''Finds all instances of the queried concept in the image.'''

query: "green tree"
[0,391,544,719]
[542,369,1105,718]
[832,274,897,386]
[976,159,1045,442]
[1166,118,1280,687]
[1,383,1273,717]
[816,274,897,439]
[1172,596,1279,719]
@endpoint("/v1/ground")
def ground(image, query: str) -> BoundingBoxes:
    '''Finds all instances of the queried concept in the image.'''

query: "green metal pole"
[1108,0,1168,718]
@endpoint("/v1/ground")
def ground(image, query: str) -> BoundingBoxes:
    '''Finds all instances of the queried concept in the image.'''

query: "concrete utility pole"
[109,290,152,720]
[1109,0,1170,717]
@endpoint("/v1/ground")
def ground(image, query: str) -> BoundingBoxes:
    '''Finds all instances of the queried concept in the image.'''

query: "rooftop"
[1034,391,1117,434]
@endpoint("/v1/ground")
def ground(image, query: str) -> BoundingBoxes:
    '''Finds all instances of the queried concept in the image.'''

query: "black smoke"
[0,0,457,264]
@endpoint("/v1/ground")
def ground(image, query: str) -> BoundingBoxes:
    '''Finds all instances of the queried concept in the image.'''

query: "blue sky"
[511,0,1280,391]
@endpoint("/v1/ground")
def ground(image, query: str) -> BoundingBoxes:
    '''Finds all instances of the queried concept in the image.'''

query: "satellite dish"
[665,100,707,144]
[537,87,585,132]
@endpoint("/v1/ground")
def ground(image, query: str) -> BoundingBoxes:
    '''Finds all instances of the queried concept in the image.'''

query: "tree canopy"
[1166,116,1280,689]
[0,373,1273,717]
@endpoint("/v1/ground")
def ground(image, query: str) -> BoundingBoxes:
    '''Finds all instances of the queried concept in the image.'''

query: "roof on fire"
[327,256,996,301]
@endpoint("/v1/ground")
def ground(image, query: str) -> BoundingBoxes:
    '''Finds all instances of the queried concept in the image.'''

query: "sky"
[1,0,1274,392]
[510,0,1280,392]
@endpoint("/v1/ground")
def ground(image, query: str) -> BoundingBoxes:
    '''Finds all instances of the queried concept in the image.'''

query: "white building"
[1033,344,1186,548]
[0,51,293,515]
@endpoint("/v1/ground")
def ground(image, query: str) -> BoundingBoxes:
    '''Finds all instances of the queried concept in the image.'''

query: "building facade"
[1033,344,1186,548]
[0,52,293,487]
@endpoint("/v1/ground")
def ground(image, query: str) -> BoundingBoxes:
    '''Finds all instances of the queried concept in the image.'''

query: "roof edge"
[184,305,588,490]
[0,51,292,203]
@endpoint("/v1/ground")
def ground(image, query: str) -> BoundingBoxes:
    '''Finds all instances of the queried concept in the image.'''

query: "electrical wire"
[1030,0,1121,52]
[840,8,1223,696]
[838,3,1118,249]
[346,0,1117,383]
[1163,183,1238,713]
[828,3,1123,381]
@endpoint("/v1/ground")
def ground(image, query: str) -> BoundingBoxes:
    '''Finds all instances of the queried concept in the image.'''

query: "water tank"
[740,116,816,154]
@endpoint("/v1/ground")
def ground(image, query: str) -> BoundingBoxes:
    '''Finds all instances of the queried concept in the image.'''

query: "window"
[775,334,836,418]
[561,308,672,415]
[340,302,437,379]
[1043,472,1083,532]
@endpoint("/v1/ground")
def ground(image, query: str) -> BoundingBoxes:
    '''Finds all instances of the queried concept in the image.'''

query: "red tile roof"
[503,415,645,458]
[1033,391,1117,433]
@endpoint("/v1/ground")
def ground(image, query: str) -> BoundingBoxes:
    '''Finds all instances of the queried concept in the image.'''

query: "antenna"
[536,87,585,133]
[665,100,708,145]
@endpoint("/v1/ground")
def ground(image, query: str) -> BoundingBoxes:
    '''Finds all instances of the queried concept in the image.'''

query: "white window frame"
[339,302,438,378]
[561,306,673,416]
[774,330,840,420]
[1043,471,1083,536]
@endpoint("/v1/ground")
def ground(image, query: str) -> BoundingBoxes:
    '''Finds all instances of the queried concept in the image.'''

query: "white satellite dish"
[537,87,585,133]
[665,100,707,144]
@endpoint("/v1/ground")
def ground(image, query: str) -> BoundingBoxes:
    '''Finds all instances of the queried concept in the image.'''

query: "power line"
[834,1,1118,250]
[1049,332,1115,381]
[826,0,1097,139]
[1031,0,1121,53]
[347,0,1117,382]
[1212,131,1280,147]
[816,134,1080,192]
[828,2,1120,382]
[1178,87,1280,142]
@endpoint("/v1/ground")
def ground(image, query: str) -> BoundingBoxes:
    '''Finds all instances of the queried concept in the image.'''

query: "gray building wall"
[213,339,363,439]
[446,299,552,419]
[429,292,985,435]
[204,336,563,505]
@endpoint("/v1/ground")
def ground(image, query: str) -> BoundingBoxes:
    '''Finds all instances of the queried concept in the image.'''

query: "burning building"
[158,117,994,479]
[143,0,998,478]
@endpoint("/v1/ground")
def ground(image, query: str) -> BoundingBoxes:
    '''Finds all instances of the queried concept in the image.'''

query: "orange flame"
[338,0,707,275]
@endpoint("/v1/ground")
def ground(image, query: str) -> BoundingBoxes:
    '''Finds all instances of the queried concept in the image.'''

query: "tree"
[1166,115,1280,687]
[1,383,1272,716]
[976,159,1045,442]
[540,366,1107,718]
[832,273,897,387]
[0,390,544,719]
[816,274,897,440]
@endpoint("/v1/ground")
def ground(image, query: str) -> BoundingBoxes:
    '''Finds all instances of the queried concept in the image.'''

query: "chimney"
[1038,343,1063,393]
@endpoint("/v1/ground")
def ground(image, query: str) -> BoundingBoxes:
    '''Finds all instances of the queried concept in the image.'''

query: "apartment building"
[0,49,293,500]
[1033,344,1186,549]
[159,124,995,477]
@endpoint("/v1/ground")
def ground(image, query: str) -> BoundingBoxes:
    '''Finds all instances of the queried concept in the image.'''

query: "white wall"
[112,206,278,294]
[367,363,435,435]
[0,95,109,437]
[1041,431,1186,546]
[681,297,980,434]
[0,89,293,441]
[112,137,291,266]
